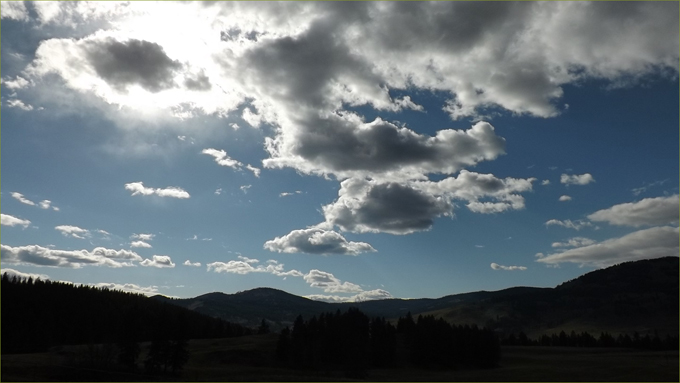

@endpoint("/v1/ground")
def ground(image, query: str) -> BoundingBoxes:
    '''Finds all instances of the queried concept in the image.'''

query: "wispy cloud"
[125,182,190,199]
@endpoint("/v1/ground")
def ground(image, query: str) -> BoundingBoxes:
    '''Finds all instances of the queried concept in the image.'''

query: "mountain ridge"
[154,257,678,336]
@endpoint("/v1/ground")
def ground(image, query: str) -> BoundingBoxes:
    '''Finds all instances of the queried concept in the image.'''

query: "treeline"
[1,274,253,354]
[501,330,678,351]
[275,309,500,375]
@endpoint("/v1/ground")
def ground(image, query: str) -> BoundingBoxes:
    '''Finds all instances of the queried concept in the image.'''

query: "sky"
[1,1,678,302]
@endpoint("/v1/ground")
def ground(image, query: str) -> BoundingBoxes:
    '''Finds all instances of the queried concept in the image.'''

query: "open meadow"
[2,334,677,382]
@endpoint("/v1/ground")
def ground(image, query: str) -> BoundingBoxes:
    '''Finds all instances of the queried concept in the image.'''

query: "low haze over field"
[1,1,678,301]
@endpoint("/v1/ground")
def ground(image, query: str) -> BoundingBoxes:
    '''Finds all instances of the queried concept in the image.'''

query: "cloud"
[560,173,595,185]
[83,38,181,93]
[237,255,259,264]
[551,237,596,248]
[1,214,31,228]
[38,200,56,210]
[265,120,507,181]
[264,228,376,255]
[140,255,175,268]
[279,191,301,197]
[202,148,243,170]
[55,225,90,239]
[6,99,34,111]
[559,195,572,202]
[1,268,49,281]
[0,1,29,21]
[207,258,303,277]
[245,164,261,177]
[303,269,364,293]
[631,179,669,196]
[587,195,679,227]
[306,289,393,303]
[322,171,535,234]
[183,260,201,267]
[125,182,190,198]
[11,192,36,206]
[90,282,160,296]
[0,244,141,268]
[214,188,222,195]
[545,219,593,230]
[240,185,251,194]
[536,226,679,267]
[131,233,155,241]
[541,180,550,186]
[130,240,152,248]
[490,263,527,271]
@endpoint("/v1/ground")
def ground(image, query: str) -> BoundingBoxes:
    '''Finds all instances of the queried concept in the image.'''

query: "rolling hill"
[155,256,679,337]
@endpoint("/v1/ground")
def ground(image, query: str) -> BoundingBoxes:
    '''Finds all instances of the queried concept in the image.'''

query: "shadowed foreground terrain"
[2,334,677,382]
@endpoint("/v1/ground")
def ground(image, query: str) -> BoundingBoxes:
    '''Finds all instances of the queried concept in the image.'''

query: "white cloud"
[490,263,527,271]
[0,1,29,21]
[1,268,49,281]
[131,233,154,241]
[545,219,593,230]
[560,173,595,185]
[559,195,572,202]
[237,255,259,264]
[0,244,141,268]
[130,240,152,248]
[11,192,36,206]
[279,191,302,197]
[306,289,393,303]
[3,76,30,90]
[202,148,243,170]
[240,185,251,194]
[183,260,201,267]
[303,269,363,293]
[587,195,679,227]
[1,214,31,228]
[90,282,160,296]
[140,255,175,268]
[264,228,376,256]
[55,225,90,239]
[541,180,550,186]
[207,258,303,277]
[125,182,190,198]
[536,226,679,267]
[214,188,222,195]
[245,164,261,178]
[551,237,596,248]
[6,99,33,111]
[631,179,669,196]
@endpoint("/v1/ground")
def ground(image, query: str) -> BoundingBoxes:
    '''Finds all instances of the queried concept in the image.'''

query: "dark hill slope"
[158,257,678,336]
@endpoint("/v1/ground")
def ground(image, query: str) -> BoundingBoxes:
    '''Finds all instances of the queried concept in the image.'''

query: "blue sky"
[1,2,678,301]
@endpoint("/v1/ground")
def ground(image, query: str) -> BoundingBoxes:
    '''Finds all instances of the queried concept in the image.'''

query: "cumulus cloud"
[490,263,527,271]
[207,258,303,277]
[140,255,175,268]
[183,260,201,267]
[264,228,376,255]
[560,173,595,186]
[130,240,152,248]
[559,195,572,202]
[125,182,190,198]
[0,244,142,268]
[303,269,364,293]
[1,214,31,228]
[55,225,90,239]
[552,237,596,248]
[321,171,535,234]
[541,180,551,186]
[6,99,34,111]
[0,1,29,21]
[545,219,593,230]
[536,226,679,267]
[11,192,36,206]
[1,268,49,281]
[587,195,679,227]
[245,164,261,177]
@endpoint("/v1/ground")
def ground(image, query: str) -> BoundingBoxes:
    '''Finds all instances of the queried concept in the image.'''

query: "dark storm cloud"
[84,38,181,92]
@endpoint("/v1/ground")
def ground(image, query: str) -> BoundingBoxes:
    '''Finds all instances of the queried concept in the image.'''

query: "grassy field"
[2,334,678,381]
